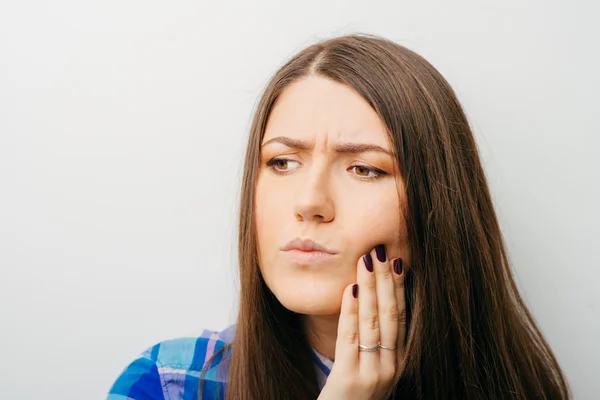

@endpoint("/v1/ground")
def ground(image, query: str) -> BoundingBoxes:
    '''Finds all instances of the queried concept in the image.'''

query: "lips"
[281,238,337,254]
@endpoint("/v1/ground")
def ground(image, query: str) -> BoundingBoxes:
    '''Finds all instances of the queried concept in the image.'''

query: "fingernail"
[392,258,403,275]
[375,244,386,262]
[352,284,358,298]
[363,254,373,272]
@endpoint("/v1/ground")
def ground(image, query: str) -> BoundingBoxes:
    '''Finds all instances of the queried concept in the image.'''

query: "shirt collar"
[310,346,334,390]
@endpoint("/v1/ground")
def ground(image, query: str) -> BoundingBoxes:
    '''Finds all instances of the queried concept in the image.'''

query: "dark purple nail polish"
[352,284,358,298]
[393,258,403,275]
[375,244,386,262]
[363,254,373,272]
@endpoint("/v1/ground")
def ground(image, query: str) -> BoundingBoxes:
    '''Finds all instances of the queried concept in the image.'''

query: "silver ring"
[379,344,398,350]
[358,342,380,352]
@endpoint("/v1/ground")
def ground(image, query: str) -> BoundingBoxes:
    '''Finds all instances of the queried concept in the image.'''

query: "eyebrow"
[261,136,393,156]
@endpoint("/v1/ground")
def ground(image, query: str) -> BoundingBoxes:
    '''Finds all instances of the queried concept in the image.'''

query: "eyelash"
[265,157,387,181]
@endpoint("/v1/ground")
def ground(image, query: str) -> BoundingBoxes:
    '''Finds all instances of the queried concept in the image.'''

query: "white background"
[1,1,598,399]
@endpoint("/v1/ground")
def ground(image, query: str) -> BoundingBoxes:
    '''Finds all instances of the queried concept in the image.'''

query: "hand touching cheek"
[318,244,409,400]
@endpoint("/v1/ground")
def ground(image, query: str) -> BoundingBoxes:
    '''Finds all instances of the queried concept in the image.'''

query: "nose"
[293,162,335,223]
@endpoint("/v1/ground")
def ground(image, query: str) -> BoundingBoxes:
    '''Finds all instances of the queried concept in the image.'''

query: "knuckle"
[399,308,406,324]
[385,306,400,322]
[361,314,379,331]
[379,268,392,279]
[344,330,359,345]
[366,278,377,290]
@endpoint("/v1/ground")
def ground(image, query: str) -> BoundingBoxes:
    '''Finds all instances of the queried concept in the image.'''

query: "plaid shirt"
[107,324,334,399]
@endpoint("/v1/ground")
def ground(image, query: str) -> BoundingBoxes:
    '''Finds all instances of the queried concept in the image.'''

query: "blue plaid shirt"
[107,324,334,399]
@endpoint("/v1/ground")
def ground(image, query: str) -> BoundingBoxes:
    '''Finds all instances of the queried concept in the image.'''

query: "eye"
[266,157,300,174]
[349,165,386,180]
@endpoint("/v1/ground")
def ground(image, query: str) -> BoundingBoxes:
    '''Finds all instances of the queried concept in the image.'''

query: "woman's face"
[255,75,410,315]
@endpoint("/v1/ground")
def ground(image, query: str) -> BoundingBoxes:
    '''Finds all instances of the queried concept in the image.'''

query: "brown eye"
[275,159,288,169]
[355,166,369,176]
[349,165,386,180]
[266,158,300,174]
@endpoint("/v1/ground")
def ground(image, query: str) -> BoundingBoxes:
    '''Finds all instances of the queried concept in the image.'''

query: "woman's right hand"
[317,244,407,400]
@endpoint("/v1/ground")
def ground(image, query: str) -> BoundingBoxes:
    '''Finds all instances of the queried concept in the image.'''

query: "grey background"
[1,0,598,398]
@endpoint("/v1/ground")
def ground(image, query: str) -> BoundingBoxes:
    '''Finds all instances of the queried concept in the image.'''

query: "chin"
[270,283,345,315]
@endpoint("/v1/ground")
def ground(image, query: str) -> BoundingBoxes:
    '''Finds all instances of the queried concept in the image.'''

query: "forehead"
[263,75,389,145]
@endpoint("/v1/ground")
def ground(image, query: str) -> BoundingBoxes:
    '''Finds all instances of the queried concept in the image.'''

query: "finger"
[333,282,359,374]
[357,248,380,373]
[391,257,408,370]
[373,244,399,370]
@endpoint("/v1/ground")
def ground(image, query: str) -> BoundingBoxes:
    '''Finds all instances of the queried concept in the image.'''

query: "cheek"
[254,181,270,263]
[255,178,283,239]
[254,176,291,270]
[344,190,407,254]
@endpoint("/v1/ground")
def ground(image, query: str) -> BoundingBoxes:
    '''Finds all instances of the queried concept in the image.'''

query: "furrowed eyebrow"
[261,136,393,156]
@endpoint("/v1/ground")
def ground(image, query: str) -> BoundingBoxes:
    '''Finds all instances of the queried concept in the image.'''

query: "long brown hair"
[199,33,571,399]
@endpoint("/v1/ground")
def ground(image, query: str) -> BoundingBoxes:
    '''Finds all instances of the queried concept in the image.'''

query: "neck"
[301,313,339,362]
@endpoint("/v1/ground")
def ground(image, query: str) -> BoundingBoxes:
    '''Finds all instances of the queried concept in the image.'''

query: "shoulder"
[107,324,236,400]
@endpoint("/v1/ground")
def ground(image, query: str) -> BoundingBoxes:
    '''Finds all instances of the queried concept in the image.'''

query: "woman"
[107,33,571,399]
